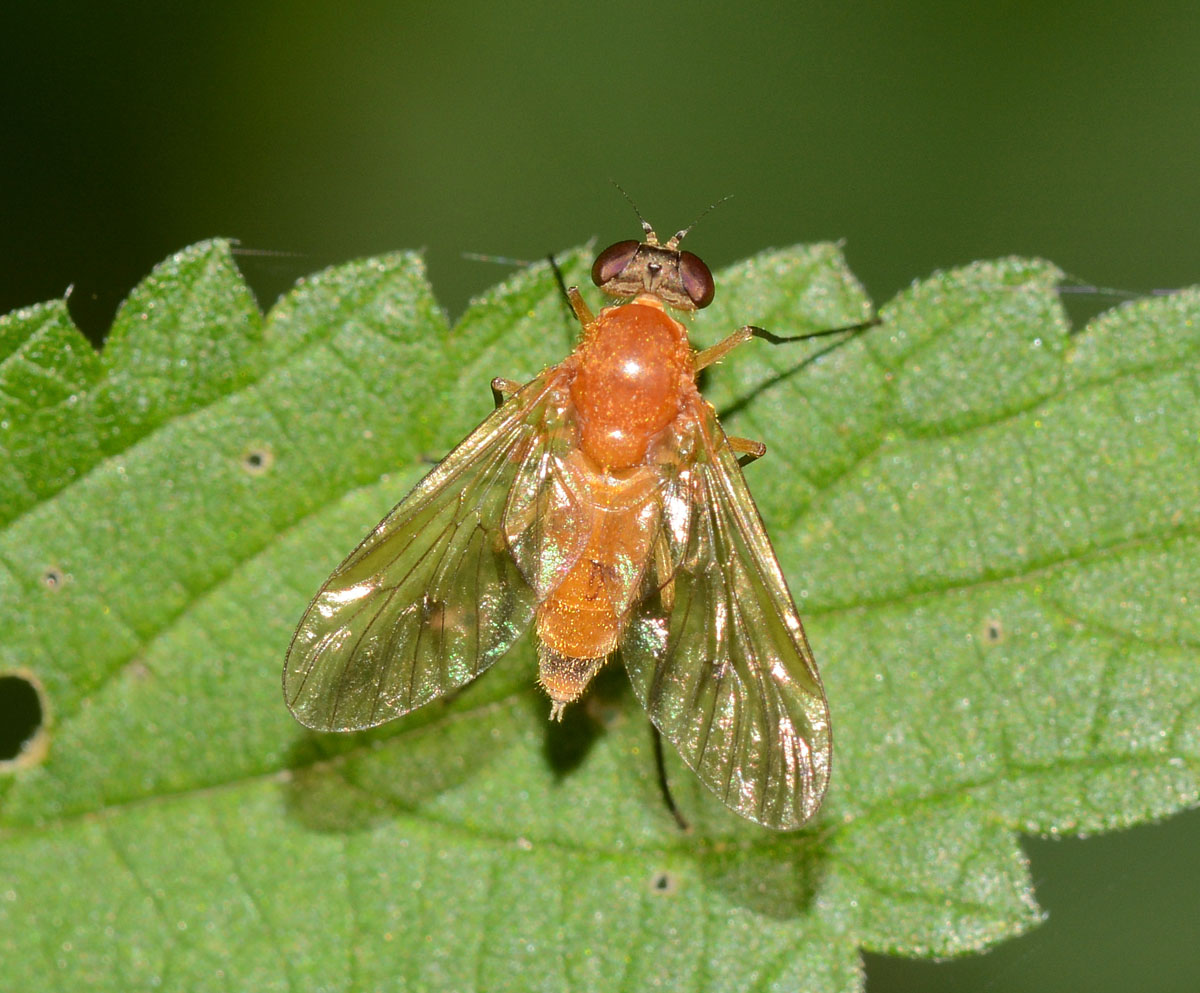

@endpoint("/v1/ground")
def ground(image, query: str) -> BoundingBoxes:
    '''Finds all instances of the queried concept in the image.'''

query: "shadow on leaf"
[537,660,630,778]
[699,833,831,919]
[281,695,525,833]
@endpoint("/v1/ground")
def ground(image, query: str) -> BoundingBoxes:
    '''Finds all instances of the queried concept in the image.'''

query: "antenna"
[609,180,656,242]
[669,195,733,248]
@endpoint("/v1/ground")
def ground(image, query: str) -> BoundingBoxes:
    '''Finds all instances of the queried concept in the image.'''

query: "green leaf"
[0,239,1196,991]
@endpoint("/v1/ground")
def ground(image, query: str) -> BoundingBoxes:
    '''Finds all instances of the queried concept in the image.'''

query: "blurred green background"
[3,1,1198,990]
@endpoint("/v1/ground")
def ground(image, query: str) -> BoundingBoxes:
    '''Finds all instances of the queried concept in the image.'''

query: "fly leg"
[695,317,881,372]
[490,377,524,408]
[726,434,767,468]
[652,725,691,833]
[566,286,596,328]
[652,533,676,612]
[694,326,755,371]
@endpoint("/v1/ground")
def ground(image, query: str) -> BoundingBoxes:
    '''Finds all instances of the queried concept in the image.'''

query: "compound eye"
[591,240,640,287]
[679,251,715,309]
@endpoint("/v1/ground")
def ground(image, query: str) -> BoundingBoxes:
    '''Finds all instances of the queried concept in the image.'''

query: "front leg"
[695,316,882,371]
[694,326,755,371]
[567,286,596,328]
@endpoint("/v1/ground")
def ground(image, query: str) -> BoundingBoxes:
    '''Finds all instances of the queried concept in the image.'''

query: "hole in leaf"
[241,444,274,476]
[981,617,1005,645]
[649,870,678,895]
[0,672,49,768]
[41,567,66,591]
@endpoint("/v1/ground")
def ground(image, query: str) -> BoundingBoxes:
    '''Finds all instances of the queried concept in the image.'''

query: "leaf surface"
[0,240,1196,992]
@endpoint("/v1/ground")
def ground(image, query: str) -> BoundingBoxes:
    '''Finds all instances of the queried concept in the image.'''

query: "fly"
[284,218,843,829]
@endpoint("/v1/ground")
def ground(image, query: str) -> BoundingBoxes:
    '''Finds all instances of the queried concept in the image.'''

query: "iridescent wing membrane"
[284,373,579,731]
[624,406,832,830]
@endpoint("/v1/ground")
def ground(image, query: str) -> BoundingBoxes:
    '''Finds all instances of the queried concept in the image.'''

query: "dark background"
[4,2,1198,990]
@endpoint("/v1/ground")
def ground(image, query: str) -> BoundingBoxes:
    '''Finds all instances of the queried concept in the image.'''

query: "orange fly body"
[285,221,834,829]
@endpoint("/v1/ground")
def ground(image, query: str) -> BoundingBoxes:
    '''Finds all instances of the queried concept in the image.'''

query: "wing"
[622,406,832,830]
[284,371,584,731]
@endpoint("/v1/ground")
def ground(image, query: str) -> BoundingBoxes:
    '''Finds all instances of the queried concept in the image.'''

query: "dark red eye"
[678,251,715,309]
[591,240,640,287]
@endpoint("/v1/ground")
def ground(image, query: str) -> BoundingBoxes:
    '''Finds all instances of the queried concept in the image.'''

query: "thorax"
[568,295,695,470]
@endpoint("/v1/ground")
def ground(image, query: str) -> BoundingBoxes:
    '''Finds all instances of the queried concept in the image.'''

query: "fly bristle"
[536,642,609,720]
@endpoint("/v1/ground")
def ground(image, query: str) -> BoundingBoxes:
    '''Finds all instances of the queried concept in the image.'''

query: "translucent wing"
[285,372,585,731]
[622,406,832,830]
